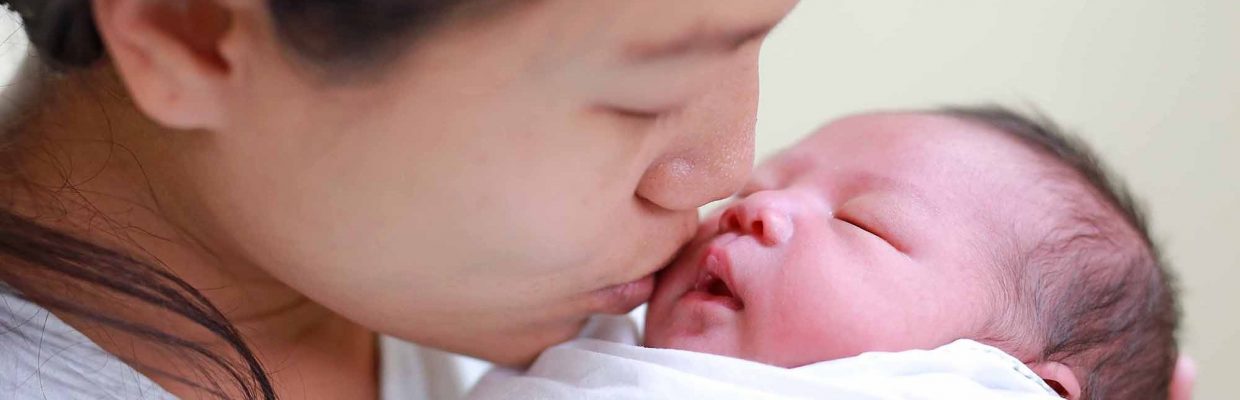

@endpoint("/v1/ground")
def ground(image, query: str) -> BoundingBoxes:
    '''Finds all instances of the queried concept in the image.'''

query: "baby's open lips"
[691,265,744,310]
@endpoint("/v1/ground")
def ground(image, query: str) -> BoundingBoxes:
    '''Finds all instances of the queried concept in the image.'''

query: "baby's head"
[645,106,1179,400]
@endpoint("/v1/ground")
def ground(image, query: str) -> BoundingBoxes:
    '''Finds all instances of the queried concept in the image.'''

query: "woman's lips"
[595,221,695,314]
[593,273,656,314]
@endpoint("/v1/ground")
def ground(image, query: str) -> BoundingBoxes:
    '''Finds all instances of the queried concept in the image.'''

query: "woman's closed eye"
[592,103,670,131]
[606,105,666,121]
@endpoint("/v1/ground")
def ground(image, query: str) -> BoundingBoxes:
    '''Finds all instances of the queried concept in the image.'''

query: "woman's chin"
[459,318,591,367]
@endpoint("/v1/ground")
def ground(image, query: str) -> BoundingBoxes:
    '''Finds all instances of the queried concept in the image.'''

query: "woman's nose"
[718,191,795,245]
[634,54,759,211]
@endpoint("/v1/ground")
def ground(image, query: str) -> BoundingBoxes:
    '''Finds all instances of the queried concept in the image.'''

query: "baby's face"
[645,112,1050,367]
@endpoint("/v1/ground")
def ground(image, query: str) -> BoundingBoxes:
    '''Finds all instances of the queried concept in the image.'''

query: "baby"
[472,106,1180,400]
[643,106,1179,399]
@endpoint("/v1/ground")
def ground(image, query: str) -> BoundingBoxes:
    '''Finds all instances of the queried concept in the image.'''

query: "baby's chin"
[643,321,744,358]
[643,299,748,358]
[646,319,854,368]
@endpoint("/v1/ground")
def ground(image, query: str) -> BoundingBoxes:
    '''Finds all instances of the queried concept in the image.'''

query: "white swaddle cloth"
[469,316,1061,400]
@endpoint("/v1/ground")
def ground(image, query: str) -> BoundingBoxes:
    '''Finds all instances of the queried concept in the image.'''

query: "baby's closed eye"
[835,209,898,251]
[834,195,926,253]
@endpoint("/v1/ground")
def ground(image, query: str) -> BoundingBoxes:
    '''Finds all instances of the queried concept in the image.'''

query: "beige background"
[756,1,1237,398]
[2,1,1236,398]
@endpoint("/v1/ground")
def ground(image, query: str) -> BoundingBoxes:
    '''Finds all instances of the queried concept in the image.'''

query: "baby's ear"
[1027,361,1081,400]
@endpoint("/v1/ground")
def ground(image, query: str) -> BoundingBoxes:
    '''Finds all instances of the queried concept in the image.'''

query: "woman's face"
[180,0,799,364]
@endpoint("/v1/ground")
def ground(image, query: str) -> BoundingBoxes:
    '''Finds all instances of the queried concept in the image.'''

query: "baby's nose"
[719,191,795,246]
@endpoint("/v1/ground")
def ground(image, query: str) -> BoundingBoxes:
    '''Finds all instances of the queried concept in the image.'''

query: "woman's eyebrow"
[622,20,779,62]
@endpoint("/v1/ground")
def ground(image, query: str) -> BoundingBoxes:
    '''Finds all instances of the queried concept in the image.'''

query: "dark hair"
[942,105,1179,400]
[0,0,474,398]
[3,0,474,71]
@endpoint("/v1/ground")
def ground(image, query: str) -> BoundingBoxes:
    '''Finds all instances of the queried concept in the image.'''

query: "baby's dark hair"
[939,105,1179,400]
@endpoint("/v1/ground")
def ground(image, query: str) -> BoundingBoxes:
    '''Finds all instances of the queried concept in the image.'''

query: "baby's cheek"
[745,295,849,366]
[761,312,902,366]
[744,256,886,366]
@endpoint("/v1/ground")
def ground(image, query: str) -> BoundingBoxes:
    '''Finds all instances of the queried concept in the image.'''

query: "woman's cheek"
[482,164,634,280]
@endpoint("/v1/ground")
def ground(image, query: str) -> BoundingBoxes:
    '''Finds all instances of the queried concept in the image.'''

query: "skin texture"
[8,0,799,398]
[645,112,1058,367]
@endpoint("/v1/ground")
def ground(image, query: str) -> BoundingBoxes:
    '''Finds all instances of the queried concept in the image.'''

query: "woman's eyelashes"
[608,105,664,121]
[591,104,666,130]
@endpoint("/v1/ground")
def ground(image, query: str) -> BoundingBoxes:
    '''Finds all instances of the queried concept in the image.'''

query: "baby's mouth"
[691,261,744,310]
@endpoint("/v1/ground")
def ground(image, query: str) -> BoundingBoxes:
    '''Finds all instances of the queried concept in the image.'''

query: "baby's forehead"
[800,112,1023,157]
[755,112,1047,186]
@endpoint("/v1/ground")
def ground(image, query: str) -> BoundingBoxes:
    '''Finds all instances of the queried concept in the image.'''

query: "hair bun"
[5,0,105,69]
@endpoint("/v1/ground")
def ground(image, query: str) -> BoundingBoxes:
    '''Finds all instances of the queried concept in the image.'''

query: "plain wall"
[757,1,1238,398]
[1,1,1235,398]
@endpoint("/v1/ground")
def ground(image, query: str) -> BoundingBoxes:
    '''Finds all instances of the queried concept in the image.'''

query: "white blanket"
[469,316,1061,400]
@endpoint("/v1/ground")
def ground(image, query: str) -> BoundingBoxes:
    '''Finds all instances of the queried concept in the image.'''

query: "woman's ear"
[92,0,245,130]
[1027,361,1082,400]
[1170,354,1196,400]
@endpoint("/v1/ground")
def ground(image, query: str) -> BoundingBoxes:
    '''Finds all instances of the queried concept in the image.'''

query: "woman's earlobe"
[1027,361,1082,400]
[92,0,238,130]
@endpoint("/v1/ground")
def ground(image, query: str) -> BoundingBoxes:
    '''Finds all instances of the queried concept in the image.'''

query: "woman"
[0,0,800,398]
